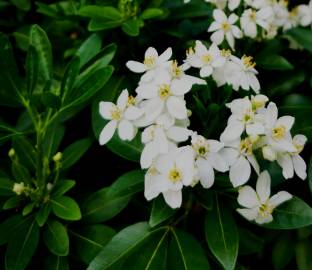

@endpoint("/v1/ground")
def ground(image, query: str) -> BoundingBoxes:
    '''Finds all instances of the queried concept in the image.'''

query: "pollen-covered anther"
[242,55,256,69]
[158,84,171,100]
[143,56,156,68]
[272,125,286,141]
[168,168,182,183]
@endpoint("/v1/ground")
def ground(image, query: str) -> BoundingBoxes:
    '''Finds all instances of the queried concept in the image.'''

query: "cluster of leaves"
[0,0,312,269]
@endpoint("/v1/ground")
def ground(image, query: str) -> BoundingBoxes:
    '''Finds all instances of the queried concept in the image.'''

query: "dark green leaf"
[272,233,294,270]
[256,55,293,70]
[205,197,239,270]
[51,196,81,221]
[238,228,264,255]
[22,202,35,216]
[78,5,123,20]
[140,8,164,20]
[44,254,69,270]
[26,45,39,95]
[168,3,212,19]
[3,196,23,210]
[287,27,312,52]
[88,19,122,31]
[36,203,51,227]
[0,215,23,245]
[42,92,61,108]
[149,196,176,227]
[87,222,161,270]
[309,156,312,194]
[71,225,116,264]
[12,161,31,183]
[0,177,14,196]
[5,218,40,270]
[121,19,143,36]
[61,138,92,170]
[75,34,102,67]
[168,228,211,270]
[52,180,76,197]
[13,136,37,171]
[44,220,69,256]
[42,123,65,159]
[295,240,312,270]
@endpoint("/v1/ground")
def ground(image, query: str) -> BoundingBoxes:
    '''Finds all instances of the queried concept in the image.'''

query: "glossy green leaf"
[22,202,35,216]
[42,92,61,108]
[263,197,312,229]
[82,170,144,223]
[287,27,312,52]
[44,254,69,270]
[149,196,176,227]
[36,203,51,227]
[238,228,264,255]
[88,19,122,31]
[77,5,122,20]
[0,215,23,245]
[121,19,143,36]
[272,233,294,270]
[26,45,39,95]
[295,240,312,270]
[75,34,102,67]
[29,25,53,88]
[168,229,211,270]
[61,57,80,104]
[12,160,31,183]
[52,180,76,197]
[44,220,69,256]
[5,218,40,270]
[13,136,37,171]
[42,123,65,159]
[71,225,116,264]
[0,177,14,196]
[87,222,161,270]
[61,138,92,170]
[51,196,81,221]
[256,55,293,70]
[205,198,239,270]
[140,8,164,20]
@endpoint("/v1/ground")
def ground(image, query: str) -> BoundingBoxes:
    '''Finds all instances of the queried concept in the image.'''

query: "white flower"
[237,171,292,224]
[263,102,296,152]
[220,137,260,187]
[188,41,226,77]
[208,9,242,50]
[144,146,195,208]
[276,134,308,180]
[283,7,300,31]
[13,182,25,195]
[240,7,273,38]
[228,0,241,11]
[126,47,172,82]
[226,55,260,93]
[212,49,232,86]
[298,1,312,27]
[271,0,289,27]
[191,133,228,188]
[99,89,143,145]
[244,0,271,9]
[205,0,227,9]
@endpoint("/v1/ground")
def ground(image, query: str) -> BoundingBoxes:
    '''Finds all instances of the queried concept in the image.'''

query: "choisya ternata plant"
[0,25,114,269]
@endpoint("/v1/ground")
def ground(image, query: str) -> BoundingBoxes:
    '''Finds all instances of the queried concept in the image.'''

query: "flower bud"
[13,182,25,195]
[8,148,15,158]
[53,152,62,162]
[46,183,53,191]
[262,146,276,161]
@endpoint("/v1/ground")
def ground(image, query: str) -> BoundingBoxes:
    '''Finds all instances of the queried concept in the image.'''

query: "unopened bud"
[13,182,25,195]
[8,148,15,158]
[53,152,62,162]
[46,183,53,191]
[262,146,276,161]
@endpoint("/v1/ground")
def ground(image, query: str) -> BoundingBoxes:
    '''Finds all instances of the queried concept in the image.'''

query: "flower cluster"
[98,44,307,224]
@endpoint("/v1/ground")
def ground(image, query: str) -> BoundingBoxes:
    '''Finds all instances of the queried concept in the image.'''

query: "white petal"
[176,146,195,186]
[276,116,295,131]
[231,25,243,38]
[230,156,251,187]
[213,9,227,22]
[207,140,224,152]
[269,191,292,208]
[167,96,187,120]
[237,208,258,221]
[220,120,244,142]
[255,214,273,224]
[200,65,213,77]
[117,89,128,110]
[265,102,278,129]
[145,47,158,59]
[171,77,193,96]
[99,101,115,120]
[211,29,225,45]
[163,190,182,208]
[219,148,239,166]
[228,13,238,24]
[277,153,294,179]
[293,155,307,180]
[207,153,229,172]
[124,106,144,120]
[99,120,117,145]
[208,21,221,32]
[197,158,215,188]
[144,174,165,201]
[256,171,271,204]
[118,119,135,141]
[140,142,158,169]
[246,122,265,136]
[126,61,146,73]
[225,31,235,50]
[143,98,164,122]
[166,126,191,142]
[158,47,172,62]
[237,186,259,208]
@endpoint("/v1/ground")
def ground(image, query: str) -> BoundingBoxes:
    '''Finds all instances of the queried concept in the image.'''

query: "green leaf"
[52,180,76,197]
[5,218,40,270]
[88,19,122,31]
[287,27,312,52]
[82,170,144,223]
[26,45,39,95]
[13,136,37,171]
[272,233,294,270]
[12,160,31,183]
[168,3,212,19]
[71,225,116,264]
[121,19,143,36]
[61,138,92,170]
[78,5,123,20]
[3,196,23,210]
[256,55,293,70]
[42,92,61,108]
[140,8,164,20]
[42,123,65,159]
[29,25,53,89]
[36,203,51,227]
[51,196,81,221]
[168,229,211,270]
[295,239,312,270]
[0,215,23,245]
[149,196,176,227]
[22,202,35,216]
[0,177,14,196]
[87,222,162,270]
[205,197,239,270]
[11,0,31,10]
[309,156,312,194]
[238,228,264,255]
[75,34,102,67]
[61,56,80,104]
[44,220,69,256]
[44,254,69,270]
[263,197,312,229]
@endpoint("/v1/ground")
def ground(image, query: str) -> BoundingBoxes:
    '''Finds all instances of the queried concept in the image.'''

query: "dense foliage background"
[0,0,312,269]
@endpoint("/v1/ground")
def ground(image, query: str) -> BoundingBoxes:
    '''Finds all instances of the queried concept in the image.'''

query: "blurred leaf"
[238,228,264,255]
[121,18,144,36]
[77,5,122,20]
[309,156,312,194]
[5,218,39,270]
[13,136,37,171]
[0,215,23,245]
[272,233,294,270]
[140,8,164,20]
[3,196,23,210]
[52,180,76,197]
[168,2,212,19]
[22,202,35,216]
[256,55,293,70]
[42,92,61,108]
[88,19,123,31]
[295,240,312,270]
[287,27,312,52]
[87,222,162,270]
[44,254,69,270]
[149,196,176,227]
[82,170,144,223]
[36,203,51,227]
[51,196,81,221]
[0,177,14,196]
[61,138,92,170]
[26,45,39,95]
[71,225,116,264]
[43,220,69,256]
[168,229,211,270]
[11,0,31,11]
[205,197,238,270]
[263,197,312,229]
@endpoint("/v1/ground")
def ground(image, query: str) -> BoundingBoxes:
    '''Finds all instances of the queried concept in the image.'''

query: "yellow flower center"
[280,0,288,7]
[249,10,257,21]
[201,54,212,63]
[239,137,253,155]
[259,203,273,218]
[168,168,182,183]
[243,111,253,123]
[294,143,304,154]
[289,7,298,18]
[272,125,286,141]
[158,84,171,100]
[144,56,156,68]
[127,95,136,107]
[110,107,122,120]
[220,49,231,58]
[221,22,230,31]
[242,55,256,69]
[148,166,158,176]
[186,47,195,56]
[171,60,183,78]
